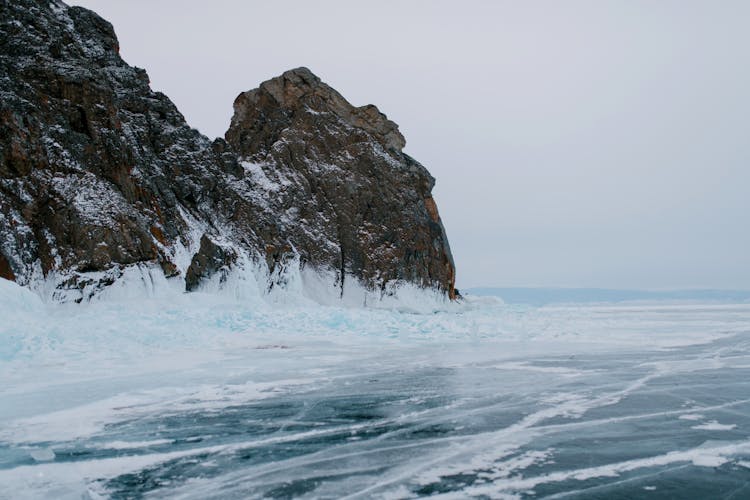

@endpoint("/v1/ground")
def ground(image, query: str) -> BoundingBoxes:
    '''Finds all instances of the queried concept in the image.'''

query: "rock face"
[185,236,237,292]
[0,0,456,302]
[226,68,455,297]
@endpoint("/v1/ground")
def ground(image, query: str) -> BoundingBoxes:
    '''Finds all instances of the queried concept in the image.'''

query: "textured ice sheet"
[1,279,750,498]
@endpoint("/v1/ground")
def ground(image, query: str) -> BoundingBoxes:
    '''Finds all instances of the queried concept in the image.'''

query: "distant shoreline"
[465,287,750,306]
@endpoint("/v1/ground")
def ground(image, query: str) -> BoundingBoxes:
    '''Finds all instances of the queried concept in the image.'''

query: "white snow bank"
[0,278,45,361]
[0,277,44,313]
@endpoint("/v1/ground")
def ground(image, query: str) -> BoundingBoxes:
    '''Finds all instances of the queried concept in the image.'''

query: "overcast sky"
[69,0,750,290]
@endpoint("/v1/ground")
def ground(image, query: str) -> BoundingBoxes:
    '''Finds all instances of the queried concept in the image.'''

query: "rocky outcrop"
[226,68,456,298]
[0,0,246,297]
[185,236,237,292]
[0,0,456,302]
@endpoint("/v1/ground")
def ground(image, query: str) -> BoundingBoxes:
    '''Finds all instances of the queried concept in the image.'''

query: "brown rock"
[0,253,15,281]
[226,67,456,297]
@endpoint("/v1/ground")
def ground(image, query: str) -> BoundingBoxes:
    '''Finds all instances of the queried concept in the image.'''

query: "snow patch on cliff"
[50,173,139,229]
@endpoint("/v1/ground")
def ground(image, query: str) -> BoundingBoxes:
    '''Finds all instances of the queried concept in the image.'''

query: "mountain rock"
[226,67,456,298]
[0,0,456,302]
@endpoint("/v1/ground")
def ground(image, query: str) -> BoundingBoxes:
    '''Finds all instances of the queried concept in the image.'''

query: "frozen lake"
[1,281,749,498]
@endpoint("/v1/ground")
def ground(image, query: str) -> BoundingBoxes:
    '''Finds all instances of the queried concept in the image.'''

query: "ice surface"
[1,278,750,498]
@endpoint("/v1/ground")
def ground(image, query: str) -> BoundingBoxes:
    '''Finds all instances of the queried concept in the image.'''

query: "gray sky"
[69,0,750,290]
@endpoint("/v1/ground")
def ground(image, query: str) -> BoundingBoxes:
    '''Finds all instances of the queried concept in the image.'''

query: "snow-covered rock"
[0,0,456,304]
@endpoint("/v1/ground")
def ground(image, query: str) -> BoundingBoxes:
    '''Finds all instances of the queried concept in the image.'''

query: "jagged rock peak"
[228,67,406,154]
[226,68,456,299]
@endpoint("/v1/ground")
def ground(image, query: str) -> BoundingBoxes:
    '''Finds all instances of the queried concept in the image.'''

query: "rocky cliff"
[0,0,456,303]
